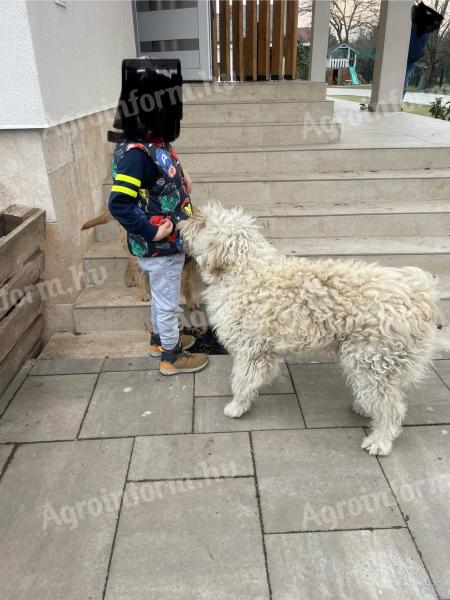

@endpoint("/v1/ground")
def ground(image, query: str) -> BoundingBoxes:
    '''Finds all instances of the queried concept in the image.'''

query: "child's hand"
[152,218,174,241]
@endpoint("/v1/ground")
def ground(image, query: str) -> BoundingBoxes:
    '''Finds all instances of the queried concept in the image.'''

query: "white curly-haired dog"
[179,203,440,455]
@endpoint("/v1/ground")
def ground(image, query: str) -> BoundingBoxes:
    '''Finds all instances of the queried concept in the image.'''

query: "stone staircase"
[73,81,450,334]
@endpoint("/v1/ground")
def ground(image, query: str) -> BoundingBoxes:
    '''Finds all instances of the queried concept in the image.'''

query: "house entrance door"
[133,1,212,81]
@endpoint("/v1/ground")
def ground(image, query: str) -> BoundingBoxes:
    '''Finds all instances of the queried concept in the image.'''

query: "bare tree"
[421,0,450,87]
[299,0,379,44]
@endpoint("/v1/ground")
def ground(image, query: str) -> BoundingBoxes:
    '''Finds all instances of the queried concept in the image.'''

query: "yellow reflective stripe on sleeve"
[111,185,138,198]
[115,173,141,188]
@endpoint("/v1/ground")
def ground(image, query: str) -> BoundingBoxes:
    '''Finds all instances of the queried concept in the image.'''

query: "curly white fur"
[179,203,440,455]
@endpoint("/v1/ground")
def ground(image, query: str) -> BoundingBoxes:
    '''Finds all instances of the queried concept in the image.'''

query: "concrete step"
[259,212,450,238]
[183,81,327,103]
[74,286,151,333]
[85,239,450,288]
[73,286,199,333]
[39,325,450,359]
[191,173,450,206]
[96,220,117,242]
[182,100,335,125]
[102,169,450,210]
[96,193,450,243]
[273,236,450,258]
[179,147,450,175]
[73,279,450,333]
[176,122,341,150]
[96,203,450,244]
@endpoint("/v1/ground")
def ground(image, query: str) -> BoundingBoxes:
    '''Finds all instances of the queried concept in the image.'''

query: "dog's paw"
[186,297,201,310]
[224,400,249,418]
[361,434,392,456]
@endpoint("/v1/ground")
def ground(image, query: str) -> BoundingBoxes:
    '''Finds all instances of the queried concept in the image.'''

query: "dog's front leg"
[224,356,278,418]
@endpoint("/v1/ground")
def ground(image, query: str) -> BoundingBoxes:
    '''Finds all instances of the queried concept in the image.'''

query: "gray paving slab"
[405,370,450,424]
[105,478,269,600]
[0,438,132,600]
[0,361,33,416]
[194,394,305,433]
[290,363,366,427]
[30,357,104,375]
[433,360,450,388]
[102,356,159,372]
[380,426,450,598]
[0,374,97,443]
[286,348,338,364]
[266,529,437,600]
[291,364,450,427]
[80,370,193,438]
[195,355,294,396]
[0,445,13,474]
[129,432,253,480]
[252,428,403,533]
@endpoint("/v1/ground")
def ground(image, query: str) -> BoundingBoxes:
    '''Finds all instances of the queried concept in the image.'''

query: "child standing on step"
[107,57,208,376]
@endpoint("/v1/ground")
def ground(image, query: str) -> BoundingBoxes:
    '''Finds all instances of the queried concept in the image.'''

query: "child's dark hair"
[108,57,183,144]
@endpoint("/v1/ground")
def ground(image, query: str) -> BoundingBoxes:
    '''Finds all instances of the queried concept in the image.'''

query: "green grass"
[333,84,372,89]
[333,95,433,118]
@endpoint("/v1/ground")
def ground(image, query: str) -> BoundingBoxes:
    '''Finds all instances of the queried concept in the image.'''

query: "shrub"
[429,97,450,120]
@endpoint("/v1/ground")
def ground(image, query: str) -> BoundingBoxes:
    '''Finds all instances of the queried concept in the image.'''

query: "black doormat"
[183,327,228,355]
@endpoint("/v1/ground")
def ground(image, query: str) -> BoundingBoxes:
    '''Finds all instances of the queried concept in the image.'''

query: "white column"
[369,0,413,112]
[309,0,331,82]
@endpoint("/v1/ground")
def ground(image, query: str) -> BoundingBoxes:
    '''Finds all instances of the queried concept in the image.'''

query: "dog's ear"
[178,206,206,239]
[198,234,249,278]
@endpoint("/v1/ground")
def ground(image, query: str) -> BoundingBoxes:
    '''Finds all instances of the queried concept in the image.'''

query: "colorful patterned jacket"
[108,140,192,258]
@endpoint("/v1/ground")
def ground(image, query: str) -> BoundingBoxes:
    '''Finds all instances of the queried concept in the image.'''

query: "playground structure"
[327,43,362,85]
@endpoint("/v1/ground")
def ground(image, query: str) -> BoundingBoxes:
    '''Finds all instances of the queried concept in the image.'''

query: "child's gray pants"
[137,252,185,350]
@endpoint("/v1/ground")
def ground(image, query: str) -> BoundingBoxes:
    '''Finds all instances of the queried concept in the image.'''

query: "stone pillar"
[309,0,331,82]
[369,0,413,112]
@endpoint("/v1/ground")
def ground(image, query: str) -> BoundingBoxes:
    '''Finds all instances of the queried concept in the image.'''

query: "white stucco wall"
[27,0,136,127]
[0,2,47,128]
[1,0,136,129]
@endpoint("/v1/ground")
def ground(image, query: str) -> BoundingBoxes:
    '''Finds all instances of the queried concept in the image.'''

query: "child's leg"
[137,257,159,336]
[139,253,185,349]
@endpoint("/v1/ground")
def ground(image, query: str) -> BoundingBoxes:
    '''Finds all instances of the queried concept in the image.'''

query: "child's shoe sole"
[159,359,209,376]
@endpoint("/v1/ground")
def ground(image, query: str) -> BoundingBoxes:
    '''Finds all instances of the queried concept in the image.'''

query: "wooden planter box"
[0,205,45,397]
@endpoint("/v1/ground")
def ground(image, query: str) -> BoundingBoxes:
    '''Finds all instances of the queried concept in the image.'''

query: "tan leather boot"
[159,344,208,375]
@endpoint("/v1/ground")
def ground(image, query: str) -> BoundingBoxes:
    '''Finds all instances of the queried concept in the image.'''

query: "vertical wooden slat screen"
[210,0,219,80]
[244,0,258,80]
[272,0,286,80]
[232,0,244,81]
[213,0,298,81]
[257,0,270,80]
[284,0,299,79]
[219,0,231,80]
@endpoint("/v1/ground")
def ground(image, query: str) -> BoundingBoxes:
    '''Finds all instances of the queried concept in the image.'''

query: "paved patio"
[0,352,449,599]
[328,86,450,106]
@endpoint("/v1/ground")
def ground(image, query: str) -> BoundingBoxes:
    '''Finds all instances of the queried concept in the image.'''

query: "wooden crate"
[0,205,45,397]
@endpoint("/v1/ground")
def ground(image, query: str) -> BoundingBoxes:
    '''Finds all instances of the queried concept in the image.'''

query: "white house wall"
[26,0,136,127]
[0,2,46,128]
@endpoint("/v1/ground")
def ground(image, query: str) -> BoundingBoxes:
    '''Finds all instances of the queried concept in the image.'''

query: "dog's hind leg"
[360,385,406,456]
[342,347,406,456]
[224,355,279,418]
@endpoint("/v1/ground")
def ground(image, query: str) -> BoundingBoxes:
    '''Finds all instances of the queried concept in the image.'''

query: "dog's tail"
[400,267,440,317]
[81,209,112,230]
[400,267,446,364]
